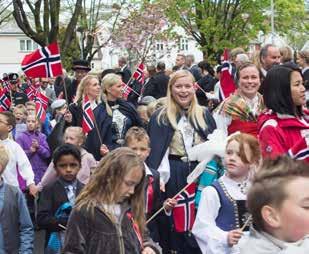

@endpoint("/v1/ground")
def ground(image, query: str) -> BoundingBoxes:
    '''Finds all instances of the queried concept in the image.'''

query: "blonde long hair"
[75,147,146,234]
[158,70,207,130]
[75,75,101,105]
[101,73,122,116]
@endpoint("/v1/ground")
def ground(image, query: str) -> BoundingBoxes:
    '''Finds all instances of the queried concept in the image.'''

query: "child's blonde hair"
[0,144,9,170]
[64,127,86,145]
[13,104,27,116]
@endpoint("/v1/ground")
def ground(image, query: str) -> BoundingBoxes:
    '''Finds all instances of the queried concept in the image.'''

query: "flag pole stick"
[240,215,252,231]
[92,114,103,145]
[61,76,69,105]
[146,182,192,225]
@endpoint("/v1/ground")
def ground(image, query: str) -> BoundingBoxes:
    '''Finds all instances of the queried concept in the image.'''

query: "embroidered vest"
[212,180,250,231]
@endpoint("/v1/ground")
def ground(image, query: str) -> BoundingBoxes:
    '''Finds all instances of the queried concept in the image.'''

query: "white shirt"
[1,138,34,187]
[192,175,249,254]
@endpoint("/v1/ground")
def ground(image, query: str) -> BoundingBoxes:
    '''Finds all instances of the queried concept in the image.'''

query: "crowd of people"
[0,44,308,254]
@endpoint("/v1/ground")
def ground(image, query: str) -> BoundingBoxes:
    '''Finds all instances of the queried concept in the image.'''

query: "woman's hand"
[142,246,156,254]
[100,144,109,156]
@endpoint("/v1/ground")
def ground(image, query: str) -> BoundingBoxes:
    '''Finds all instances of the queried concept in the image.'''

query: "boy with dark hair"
[37,143,84,253]
[0,111,36,195]
[241,156,309,254]
[0,144,33,253]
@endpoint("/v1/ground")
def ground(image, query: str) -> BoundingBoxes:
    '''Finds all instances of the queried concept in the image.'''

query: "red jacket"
[257,110,309,163]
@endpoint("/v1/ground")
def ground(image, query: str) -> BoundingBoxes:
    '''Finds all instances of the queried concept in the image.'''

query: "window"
[19,39,38,52]
[156,41,164,51]
[179,38,189,51]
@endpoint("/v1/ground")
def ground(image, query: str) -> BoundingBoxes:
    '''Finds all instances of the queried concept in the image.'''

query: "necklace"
[237,178,249,195]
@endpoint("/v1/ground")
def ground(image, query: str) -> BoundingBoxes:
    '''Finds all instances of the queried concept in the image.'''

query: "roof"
[0,20,24,35]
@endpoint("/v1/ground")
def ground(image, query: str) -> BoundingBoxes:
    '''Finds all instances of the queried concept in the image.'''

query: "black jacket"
[37,178,84,243]
[143,71,169,99]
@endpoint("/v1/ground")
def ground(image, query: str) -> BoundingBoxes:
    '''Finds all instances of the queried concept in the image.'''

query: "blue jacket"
[0,182,33,253]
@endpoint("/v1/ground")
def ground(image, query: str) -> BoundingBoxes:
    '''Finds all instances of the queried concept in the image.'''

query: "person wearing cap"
[47,99,72,153]
[66,60,91,104]
[6,73,28,107]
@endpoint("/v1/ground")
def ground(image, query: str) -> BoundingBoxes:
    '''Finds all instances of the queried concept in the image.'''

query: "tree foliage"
[112,1,171,63]
[12,0,82,56]
[161,0,308,59]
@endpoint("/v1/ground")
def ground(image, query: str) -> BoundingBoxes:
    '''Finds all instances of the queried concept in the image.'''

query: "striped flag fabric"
[82,95,95,133]
[219,49,236,100]
[21,42,63,78]
[35,98,46,122]
[132,63,145,84]
[0,90,11,112]
[121,82,133,100]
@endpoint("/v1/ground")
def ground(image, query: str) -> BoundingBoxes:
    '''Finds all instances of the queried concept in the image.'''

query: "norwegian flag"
[1,80,11,94]
[21,42,63,78]
[0,90,11,112]
[132,63,145,84]
[82,95,95,133]
[36,92,49,110]
[35,99,46,122]
[121,82,133,100]
[25,85,38,101]
[173,183,196,232]
[219,49,236,101]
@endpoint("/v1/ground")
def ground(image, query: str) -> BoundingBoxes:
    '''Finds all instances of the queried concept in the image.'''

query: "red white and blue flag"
[35,98,46,122]
[82,95,95,133]
[219,49,236,101]
[133,63,145,84]
[121,82,133,100]
[21,42,63,78]
[173,183,196,232]
[36,92,49,110]
[0,90,11,112]
[25,85,38,101]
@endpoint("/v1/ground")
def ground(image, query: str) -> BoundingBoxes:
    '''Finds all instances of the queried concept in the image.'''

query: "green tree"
[162,0,308,60]
[12,0,82,56]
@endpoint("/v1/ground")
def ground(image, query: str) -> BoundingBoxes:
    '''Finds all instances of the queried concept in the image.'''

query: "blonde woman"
[63,147,161,254]
[69,74,101,127]
[85,73,142,160]
[147,70,216,254]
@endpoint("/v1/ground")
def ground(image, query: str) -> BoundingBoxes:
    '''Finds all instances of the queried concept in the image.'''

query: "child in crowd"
[63,147,161,253]
[25,101,36,116]
[125,127,162,243]
[12,104,27,139]
[16,114,51,184]
[0,111,36,195]
[192,132,261,254]
[0,144,34,253]
[241,156,309,254]
[37,127,97,191]
[37,144,84,253]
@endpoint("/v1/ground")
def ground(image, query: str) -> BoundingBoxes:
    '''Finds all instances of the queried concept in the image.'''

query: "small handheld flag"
[132,63,145,84]
[82,95,95,133]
